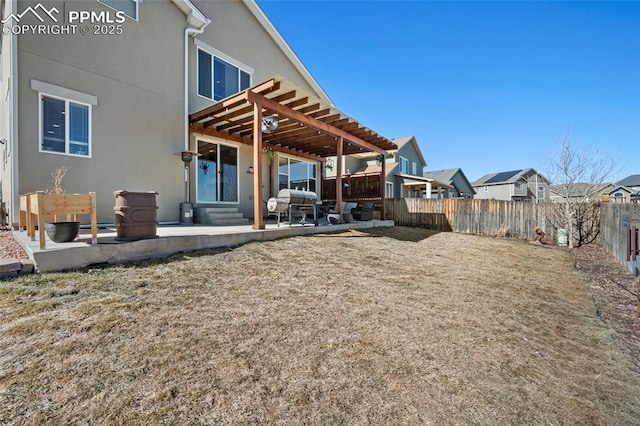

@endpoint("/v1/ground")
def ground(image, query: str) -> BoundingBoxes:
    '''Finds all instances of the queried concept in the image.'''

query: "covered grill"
[267,189,319,227]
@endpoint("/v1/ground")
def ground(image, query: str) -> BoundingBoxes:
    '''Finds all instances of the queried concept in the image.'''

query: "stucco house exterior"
[323,135,450,200]
[423,168,475,199]
[472,168,549,202]
[1,0,395,228]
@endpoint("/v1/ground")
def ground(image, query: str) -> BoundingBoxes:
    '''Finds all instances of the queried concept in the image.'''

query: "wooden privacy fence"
[385,198,557,241]
[598,203,640,277]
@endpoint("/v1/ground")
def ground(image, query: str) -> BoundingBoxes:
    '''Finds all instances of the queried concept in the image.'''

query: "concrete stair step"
[208,218,250,226]
[194,207,249,226]
[206,212,244,220]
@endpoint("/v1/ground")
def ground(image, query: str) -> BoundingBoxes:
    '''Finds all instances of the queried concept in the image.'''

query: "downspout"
[184,23,205,152]
[182,12,209,206]
[10,0,19,225]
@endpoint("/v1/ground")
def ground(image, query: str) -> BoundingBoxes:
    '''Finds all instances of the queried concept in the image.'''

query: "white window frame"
[399,156,409,174]
[33,80,97,158]
[98,0,139,21]
[39,94,92,158]
[412,161,418,176]
[277,154,318,192]
[195,136,240,205]
[195,40,253,102]
[385,182,394,199]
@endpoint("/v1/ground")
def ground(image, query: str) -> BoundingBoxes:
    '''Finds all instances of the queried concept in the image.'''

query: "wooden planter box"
[27,192,97,249]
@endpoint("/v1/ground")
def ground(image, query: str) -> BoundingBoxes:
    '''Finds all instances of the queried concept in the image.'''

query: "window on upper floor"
[537,185,545,200]
[516,182,525,190]
[98,0,138,21]
[198,47,252,101]
[399,156,409,174]
[412,161,417,175]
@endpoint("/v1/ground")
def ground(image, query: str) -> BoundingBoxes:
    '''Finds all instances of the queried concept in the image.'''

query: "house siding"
[186,0,328,219]
[13,0,187,223]
[188,0,323,115]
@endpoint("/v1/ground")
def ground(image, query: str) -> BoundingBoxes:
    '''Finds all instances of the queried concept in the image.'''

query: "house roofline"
[392,136,426,167]
[170,0,210,29]
[242,0,334,106]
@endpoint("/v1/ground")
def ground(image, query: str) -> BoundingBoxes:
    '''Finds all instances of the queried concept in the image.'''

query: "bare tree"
[545,136,617,248]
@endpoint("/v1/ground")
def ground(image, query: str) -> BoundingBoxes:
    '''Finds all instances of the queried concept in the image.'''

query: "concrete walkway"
[13,219,394,273]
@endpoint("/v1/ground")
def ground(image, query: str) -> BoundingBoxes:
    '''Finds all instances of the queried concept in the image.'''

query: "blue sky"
[257,1,640,183]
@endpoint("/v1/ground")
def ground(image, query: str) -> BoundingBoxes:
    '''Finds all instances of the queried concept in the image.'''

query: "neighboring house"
[423,168,475,199]
[324,135,450,199]
[606,186,634,203]
[549,182,614,203]
[615,174,640,193]
[472,168,549,202]
[0,0,395,227]
[608,175,640,203]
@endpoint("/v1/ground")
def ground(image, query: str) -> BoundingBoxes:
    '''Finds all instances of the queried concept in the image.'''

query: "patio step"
[194,207,250,226]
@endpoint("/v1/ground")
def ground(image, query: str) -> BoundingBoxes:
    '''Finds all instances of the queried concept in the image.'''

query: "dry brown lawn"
[1,227,640,424]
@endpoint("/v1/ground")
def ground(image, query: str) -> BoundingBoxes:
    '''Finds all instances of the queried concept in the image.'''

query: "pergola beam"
[246,91,387,156]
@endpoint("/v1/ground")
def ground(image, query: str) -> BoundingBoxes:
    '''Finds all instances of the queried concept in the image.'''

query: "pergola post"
[252,102,265,229]
[380,155,386,219]
[336,137,344,218]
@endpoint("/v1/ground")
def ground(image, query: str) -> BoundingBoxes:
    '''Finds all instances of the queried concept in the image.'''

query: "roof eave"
[170,0,210,29]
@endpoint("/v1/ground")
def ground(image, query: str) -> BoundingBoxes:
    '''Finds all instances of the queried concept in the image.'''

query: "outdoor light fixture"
[261,115,279,133]
[246,165,254,174]
[325,158,335,171]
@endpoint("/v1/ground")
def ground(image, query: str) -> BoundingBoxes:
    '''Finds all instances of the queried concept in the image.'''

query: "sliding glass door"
[196,140,238,203]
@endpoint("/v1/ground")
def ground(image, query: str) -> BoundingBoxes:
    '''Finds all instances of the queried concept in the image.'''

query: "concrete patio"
[13,219,394,273]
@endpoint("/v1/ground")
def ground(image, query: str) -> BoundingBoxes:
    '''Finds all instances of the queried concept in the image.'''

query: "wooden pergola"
[189,75,397,229]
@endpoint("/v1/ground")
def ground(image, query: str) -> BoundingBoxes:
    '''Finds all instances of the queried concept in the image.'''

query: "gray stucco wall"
[188,0,323,115]
[186,0,328,218]
[16,0,186,223]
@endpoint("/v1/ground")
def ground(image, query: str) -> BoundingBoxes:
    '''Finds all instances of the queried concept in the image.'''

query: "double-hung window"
[197,45,252,101]
[33,80,96,158]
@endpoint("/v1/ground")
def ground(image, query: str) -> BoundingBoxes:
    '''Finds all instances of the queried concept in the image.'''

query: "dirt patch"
[1,227,639,424]
[573,244,640,368]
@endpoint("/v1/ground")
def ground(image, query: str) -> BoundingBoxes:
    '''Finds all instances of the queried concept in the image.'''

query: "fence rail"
[384,198,558,241]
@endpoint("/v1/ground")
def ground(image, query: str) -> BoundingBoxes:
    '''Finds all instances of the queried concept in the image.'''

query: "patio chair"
[352,202,375,221]
[328,201,358,223]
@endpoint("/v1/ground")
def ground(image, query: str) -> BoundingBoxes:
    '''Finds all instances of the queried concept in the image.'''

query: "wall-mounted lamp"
[325,158,334,171]
[246,166,254,174]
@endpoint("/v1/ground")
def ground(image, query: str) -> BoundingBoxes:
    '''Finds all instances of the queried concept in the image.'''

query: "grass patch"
[1,227,639,424]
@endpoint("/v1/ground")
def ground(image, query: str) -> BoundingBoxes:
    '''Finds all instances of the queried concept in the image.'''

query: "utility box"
[113,190,158,241]
[557,228,568,247]
[179,202,193,225]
